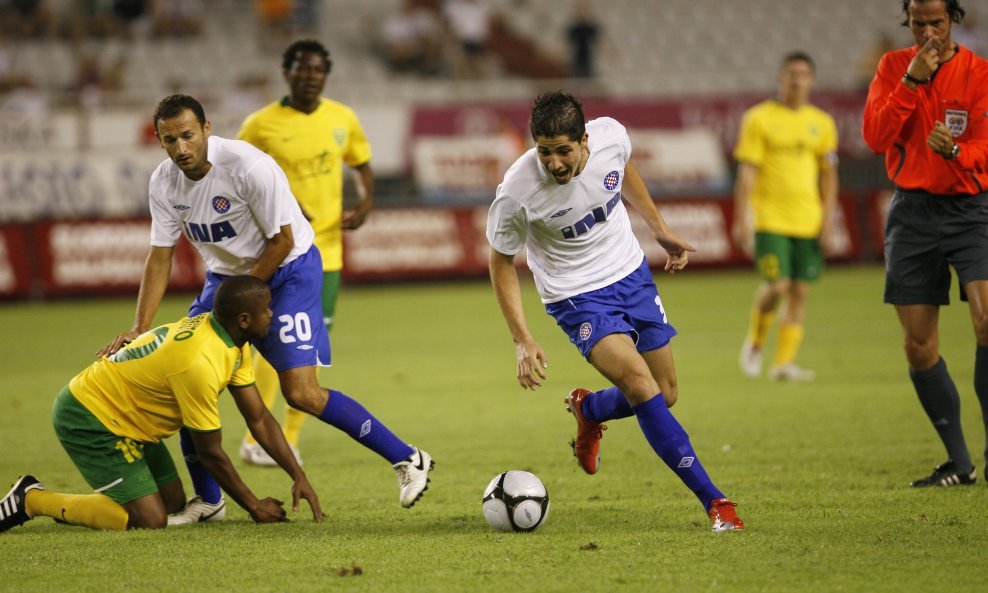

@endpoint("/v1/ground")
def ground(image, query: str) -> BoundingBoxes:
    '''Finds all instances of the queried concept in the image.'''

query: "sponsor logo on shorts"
[579,322,593,341]
[174,204,190,211]
[604,170,620,190]
[550,208,572,218]
[212,196,231,214]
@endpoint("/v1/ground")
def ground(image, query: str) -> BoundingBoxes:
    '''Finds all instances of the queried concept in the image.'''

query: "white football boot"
[392,448,434,508]
[167,495,226,526]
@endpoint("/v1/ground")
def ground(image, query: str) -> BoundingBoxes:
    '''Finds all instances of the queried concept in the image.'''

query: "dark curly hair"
[282,38,333,73]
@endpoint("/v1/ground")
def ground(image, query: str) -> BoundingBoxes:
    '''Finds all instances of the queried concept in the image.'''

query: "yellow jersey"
[733,100,838,238]
[69,313,255,443]
[238,97,372,271]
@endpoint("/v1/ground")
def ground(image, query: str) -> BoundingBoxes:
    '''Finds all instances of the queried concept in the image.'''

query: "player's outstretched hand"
[95,330,141,358]
[656,230,696,274]
[291,477,324,523]
[515,337,548,390]
[250,497,288,523]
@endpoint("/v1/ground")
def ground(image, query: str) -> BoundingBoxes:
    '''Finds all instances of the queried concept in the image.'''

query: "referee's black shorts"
[884,188,988,305]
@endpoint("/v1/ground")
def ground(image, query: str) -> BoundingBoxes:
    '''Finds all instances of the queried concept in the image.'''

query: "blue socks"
[581,386,634,422]
[179,427,223,505]
[319,390,414,465]
[632,394,724,511]
[181,389,416,503]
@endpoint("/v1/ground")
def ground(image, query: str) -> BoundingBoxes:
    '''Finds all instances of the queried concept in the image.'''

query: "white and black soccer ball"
[482,470,550,532]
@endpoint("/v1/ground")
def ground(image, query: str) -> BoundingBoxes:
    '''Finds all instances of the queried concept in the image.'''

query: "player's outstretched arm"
[187,428,288,523]
[489,249,548,390]
[231,384,324,522]
[96,246,175,358]
[621,162,696,273]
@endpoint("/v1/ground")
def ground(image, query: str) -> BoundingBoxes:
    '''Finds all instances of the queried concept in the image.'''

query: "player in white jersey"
[487,91,743,532]
[99,95,434,523]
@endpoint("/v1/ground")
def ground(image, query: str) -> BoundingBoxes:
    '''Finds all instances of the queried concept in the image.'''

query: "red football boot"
[565,388,606,474]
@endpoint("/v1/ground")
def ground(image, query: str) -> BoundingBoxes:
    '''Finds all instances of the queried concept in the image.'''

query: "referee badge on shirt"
[211,196,231,214]
[603,170,620,190]
[945,110,968,137]
[579,322,593,341]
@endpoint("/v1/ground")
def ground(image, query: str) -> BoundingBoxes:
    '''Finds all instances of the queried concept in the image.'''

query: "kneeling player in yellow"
[0,276,323,532]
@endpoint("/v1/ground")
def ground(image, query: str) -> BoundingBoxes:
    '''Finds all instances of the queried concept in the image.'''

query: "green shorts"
[322,270,341,331]
[754,232,823,282]
[52,387,178,505]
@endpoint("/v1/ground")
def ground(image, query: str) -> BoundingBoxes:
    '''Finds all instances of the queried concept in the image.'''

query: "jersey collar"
[208,313,237,348]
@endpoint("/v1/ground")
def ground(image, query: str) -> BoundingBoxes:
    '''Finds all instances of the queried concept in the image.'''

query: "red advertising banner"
[32,220,205,296]
[0,197,869,300]
[0,225,32,298]
[410,91,871,158]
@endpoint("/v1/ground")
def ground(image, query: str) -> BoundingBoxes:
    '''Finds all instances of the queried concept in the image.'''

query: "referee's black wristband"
[903,72,929,85]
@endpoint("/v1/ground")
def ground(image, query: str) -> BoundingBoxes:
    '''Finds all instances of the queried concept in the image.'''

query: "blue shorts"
[545,258,677,360]
[189,245,332,371]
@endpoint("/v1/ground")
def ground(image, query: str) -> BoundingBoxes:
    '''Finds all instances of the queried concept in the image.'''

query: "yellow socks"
[773,323,805,367]
[26,490,129,531]
[246,351,306,447]
[747,307,776,349]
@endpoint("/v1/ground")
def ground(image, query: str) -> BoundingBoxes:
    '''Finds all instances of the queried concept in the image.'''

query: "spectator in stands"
[567,1,600,78]
[256,0,294,51]
[733,52,839,383]
[151,0,203,38]
[442,0,492,79]
[111,0,151,39]
[1,0,56,38]
[380,0,443,76]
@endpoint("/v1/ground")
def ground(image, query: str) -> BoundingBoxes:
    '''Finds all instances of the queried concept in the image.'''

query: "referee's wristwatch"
[946,143,960,160]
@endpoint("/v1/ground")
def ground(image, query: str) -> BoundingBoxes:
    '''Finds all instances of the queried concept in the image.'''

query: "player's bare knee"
[128,510,167,530]
[282,385,327,415]
[903,339,937,370]
[661,387,678,407]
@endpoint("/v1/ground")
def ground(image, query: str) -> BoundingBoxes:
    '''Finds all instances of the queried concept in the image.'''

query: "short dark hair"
[782,51,815,72]
[153,94,206,132]
[282,38,333,73]
[529,91,586,141]
[213,275,269,326]
[900,0,966,26]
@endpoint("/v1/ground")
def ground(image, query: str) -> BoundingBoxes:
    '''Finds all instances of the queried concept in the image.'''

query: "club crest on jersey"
[945,110,968,137]
[212,196,231,214]
[603,170,620,190]
[579,322,593,341]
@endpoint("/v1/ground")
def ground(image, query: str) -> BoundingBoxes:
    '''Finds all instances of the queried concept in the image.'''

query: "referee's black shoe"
[909,460,977,487]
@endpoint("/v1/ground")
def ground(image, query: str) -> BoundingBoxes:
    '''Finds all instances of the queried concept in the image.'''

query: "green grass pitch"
[1,265,986,592]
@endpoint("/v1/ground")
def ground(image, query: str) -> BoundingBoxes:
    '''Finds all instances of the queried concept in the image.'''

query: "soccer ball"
[481,470,550,532]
